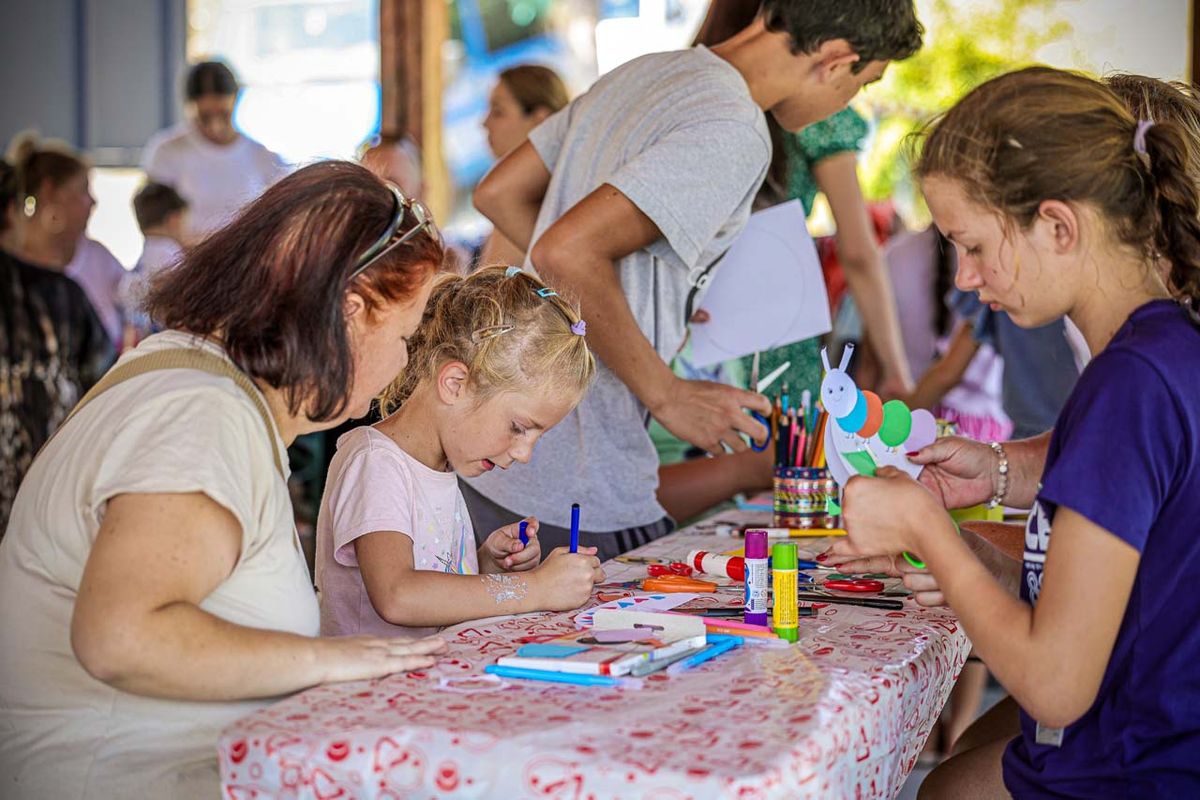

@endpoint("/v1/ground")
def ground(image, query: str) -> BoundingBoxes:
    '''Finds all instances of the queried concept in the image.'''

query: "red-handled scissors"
[648,562,694,577]
[822,577,886,593]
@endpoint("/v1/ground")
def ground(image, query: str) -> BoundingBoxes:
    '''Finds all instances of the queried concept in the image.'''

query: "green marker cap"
[771,542,798,570]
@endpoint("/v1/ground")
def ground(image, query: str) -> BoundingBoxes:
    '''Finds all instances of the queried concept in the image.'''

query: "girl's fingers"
[386,655,438,673]
[391,636,448,655]
[913,591,946,607]
[903,573,941,592]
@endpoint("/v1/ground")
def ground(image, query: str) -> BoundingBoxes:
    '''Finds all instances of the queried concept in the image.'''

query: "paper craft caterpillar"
[819,344,937,486]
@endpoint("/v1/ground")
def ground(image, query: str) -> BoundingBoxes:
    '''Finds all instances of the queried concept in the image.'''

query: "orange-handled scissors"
[641,575,717,593]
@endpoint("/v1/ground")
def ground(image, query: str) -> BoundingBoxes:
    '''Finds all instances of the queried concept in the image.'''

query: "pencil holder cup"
[773,467,838,529]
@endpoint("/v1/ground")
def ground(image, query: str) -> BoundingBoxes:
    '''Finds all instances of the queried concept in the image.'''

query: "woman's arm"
[355,531,603,626]
[656,447,773,523]
[906,321,981,409]
[837,471,1138,728]
[923,507,1137,727]
[71,493,445,701]
[813,152,913,395]
[473,141,551,253]
[478,230,526,270]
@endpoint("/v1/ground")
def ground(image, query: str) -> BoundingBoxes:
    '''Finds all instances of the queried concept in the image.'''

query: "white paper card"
[689,200,832,367]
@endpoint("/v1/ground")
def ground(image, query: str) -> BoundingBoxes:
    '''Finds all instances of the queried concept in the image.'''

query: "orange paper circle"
[857,391,884,438]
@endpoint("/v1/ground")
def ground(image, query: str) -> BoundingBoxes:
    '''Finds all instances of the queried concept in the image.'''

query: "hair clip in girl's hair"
[505,266,523,278]
[535,288,558,298]
[22,196,36,217]
[1134,119,1154,156]
[571,320,587,336]
[471,324,515,343]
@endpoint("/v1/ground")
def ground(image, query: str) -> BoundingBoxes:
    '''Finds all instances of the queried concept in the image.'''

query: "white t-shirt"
[466,46,770,530]
[122,234,183,318]
[142,124,288,237]
[316,427,478,639]
[0,331,319,799]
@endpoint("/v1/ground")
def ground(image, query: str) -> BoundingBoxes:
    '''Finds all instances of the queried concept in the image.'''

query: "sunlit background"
[66,0,1190,269]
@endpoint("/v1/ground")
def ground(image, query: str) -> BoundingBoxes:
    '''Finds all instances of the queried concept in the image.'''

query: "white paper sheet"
[689,200,832,368]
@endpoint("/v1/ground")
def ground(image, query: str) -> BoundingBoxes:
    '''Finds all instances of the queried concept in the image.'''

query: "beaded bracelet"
[987,441,1010,509]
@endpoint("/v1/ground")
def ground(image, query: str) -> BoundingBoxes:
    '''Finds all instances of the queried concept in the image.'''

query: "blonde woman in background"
[478,65,570,267]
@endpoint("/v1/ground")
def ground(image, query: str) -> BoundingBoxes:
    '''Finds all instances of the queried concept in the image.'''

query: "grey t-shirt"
[466,46,770,530]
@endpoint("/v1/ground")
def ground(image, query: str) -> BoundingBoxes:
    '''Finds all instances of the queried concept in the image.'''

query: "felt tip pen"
[569,503,581,553]
[485,665,642,688]
[666,634,743,675]
[518,520,529,546]
[796,593,904,610]
[629,646,703,677]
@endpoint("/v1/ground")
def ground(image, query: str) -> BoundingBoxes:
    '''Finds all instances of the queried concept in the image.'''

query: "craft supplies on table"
[774,466,839,529]
[686,549,745,580]
[219,511,970,800]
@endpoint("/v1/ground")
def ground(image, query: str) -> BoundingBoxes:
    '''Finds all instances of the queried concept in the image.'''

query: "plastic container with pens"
[773,466,838,529]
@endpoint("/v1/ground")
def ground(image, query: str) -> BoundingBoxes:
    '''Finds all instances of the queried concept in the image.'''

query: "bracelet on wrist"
[987,441,1009,509]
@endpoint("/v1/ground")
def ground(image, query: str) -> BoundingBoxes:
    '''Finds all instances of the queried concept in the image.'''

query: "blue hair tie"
[504,266,523,278]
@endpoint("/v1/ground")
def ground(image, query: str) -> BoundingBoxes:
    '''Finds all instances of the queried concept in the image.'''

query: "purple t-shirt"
[1003,300,1200,797]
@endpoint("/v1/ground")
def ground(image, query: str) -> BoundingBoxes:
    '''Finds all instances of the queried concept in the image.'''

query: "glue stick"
[771,542,799,643]
[686,549,745,581]
[744,530,769,626]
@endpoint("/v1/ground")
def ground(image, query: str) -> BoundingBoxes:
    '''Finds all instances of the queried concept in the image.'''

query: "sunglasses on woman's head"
[348,183,442,282]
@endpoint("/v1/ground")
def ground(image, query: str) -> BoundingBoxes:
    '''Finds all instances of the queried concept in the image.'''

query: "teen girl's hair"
[916,66,1200,309]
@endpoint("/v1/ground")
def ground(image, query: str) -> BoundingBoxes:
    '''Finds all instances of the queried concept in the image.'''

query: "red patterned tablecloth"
[218,509,970,799]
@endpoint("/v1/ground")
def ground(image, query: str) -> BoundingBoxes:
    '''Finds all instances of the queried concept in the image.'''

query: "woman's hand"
[909,436,998,509]
[830,466,950,560]
[531,546,605,612]
[819,551,948,607]
[316,635,448,684]
[481,517,541,572]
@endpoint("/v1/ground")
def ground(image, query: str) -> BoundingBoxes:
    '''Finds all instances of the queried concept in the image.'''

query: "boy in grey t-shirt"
[464,1,923,556]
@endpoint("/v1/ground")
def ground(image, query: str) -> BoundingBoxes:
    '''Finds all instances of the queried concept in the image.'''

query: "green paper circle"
[878,399,913,447]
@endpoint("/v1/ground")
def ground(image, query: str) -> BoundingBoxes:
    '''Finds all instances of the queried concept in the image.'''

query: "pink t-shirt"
[315,427,478,638]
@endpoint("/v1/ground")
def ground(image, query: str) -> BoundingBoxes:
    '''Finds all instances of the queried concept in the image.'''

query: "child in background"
[316,265,603,637]
[833,67,1200,797]
[121,182,189,341]
[887,226,1013,444]
[132,182,188,276]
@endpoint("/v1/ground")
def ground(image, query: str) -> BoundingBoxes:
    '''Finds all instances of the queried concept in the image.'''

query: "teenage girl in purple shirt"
[829,67,1200,798]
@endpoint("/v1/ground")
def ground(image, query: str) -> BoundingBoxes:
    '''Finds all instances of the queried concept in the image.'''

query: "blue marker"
[665,634,743,676]
[485,665,634,687]
[518,519,529,546]
[569,503,580,553]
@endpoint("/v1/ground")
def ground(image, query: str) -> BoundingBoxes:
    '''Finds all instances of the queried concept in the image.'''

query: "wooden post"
[1192,0,1199,82]
[378,0,448,221]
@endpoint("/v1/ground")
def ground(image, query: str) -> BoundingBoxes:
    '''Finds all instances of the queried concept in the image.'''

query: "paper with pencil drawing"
[689,200,832,368]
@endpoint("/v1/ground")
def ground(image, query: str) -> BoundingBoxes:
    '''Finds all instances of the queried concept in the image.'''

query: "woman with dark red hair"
[0,160,448,798]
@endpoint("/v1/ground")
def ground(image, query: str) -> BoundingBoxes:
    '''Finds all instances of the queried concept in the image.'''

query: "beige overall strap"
[48,348,285,479]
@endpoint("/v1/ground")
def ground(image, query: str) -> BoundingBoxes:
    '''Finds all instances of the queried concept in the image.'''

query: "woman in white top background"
[142,60,288,240]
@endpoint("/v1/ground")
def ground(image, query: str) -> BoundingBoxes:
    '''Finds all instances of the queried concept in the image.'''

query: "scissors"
[641,575,718,593]
[822,577,886,594]
[748,354,790,452]
[647,562,694,577]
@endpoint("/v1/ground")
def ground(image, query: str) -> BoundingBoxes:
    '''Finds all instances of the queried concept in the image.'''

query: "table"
[218,507,971,799]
